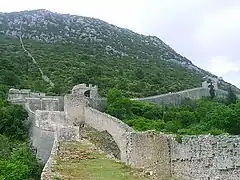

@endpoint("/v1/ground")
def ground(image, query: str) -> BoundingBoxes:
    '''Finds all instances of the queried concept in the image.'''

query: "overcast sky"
[1,0,240,87]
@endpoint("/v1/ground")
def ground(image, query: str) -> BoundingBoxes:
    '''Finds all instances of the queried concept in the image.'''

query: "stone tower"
[71,83,99,98]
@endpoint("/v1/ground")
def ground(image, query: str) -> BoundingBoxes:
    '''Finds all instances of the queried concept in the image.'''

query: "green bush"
[0,98,42,179]
[106,89,240,135]
[0,100,29,140]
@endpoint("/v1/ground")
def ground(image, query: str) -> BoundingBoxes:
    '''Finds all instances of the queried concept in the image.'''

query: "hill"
[0,9,239,98]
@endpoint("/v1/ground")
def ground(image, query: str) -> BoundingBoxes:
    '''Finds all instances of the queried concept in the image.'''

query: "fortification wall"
[46,96,64,111]
[82,104,240,180]
[32,110,64,163]
[8,88,64,111]
[72,83,99,98]
[134,87,227,106]
[33,110,78,163]
[8,88,31,100]
[171,135,240,180]
[64,94,88,125]
[41,139,59,180]
[26,97,63,111]
[8,85,240,180]
[25,98,59,111]
[84,106,134,162]
[127,132,172,178]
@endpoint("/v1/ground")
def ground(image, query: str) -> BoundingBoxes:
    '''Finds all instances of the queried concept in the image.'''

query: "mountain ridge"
[0,9,239,95]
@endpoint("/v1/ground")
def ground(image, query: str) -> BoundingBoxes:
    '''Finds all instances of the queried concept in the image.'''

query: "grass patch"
[53,140,154,180]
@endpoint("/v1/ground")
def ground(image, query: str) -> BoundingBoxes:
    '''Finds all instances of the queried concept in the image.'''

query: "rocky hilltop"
[0,9,190,61]
[0,9,239,95]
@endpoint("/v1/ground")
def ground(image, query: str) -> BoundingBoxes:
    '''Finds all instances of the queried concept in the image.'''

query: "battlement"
[8,88,46,101]
[8,88,64,111]
[9,88,31,94]
[72,83,98,90]
[71,83,99,98]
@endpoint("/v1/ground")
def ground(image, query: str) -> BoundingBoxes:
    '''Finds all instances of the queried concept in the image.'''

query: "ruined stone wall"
[83,107,134,162]
[171,135,240,180]
[8,88,31,100]
[33,110,78,163]
[82,104,240,180]
[127,132,172,179]
[25,97,60,111]
[134,87,227,106]
[64,94,88,125]
[45,96,64,111]
[8,88,64,111]
[40,139,59,180]
[32,110,64,163]
[72,83,99,98]
[82,106,172,179]
[8,86,240,180]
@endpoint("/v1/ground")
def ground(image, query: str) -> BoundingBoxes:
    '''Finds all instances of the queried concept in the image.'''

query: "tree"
[0,101,29,140]
[106,89,133,120]
[226,87,237,105]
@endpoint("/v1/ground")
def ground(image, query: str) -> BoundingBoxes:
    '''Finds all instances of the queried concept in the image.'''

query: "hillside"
[0,9,239,98]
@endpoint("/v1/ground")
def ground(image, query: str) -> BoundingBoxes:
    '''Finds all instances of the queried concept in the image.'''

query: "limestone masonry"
[8,83,240,180]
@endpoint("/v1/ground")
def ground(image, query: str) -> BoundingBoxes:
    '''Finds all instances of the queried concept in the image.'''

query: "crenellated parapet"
[71,83,99,98]
[8,88,64,111]
[8,88,46,101]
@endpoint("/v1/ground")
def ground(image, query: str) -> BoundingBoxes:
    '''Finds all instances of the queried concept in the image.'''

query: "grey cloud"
[139,0,240,87]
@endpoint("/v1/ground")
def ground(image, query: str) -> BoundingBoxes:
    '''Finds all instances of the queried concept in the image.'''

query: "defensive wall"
[8,88,78,164]
[134,87,228,106]
[8,83,240,180]
[86,81,230,109]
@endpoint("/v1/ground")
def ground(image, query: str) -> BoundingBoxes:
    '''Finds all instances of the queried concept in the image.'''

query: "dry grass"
[52,140,156,180]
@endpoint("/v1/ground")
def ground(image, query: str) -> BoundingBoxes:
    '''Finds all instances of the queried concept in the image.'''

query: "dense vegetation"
[0,100,43,179]
[106,89,240,135]
[0,35,203,98]
[0,33,202,179]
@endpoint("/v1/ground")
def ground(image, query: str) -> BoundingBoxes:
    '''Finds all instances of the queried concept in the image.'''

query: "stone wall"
[32,110,64,163]
[64,94,88,125]
[84,106,134,162]
[83,106,172,179]
[72,83,99,98]
[30,109,78,163]
[82,105,240,180]
[127,132,172,178]
[134,87,227,106]
[8,88,64,111]
[25,97,60,111]
[40,139,59,180]
[171,135,240,180]
[8,86,240,180]
[46,96,64,111]
[8,88,31,100]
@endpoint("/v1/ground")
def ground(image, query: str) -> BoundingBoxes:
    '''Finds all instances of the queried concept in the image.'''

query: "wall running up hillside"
[8,85,240,180]
[134,87,227,106]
